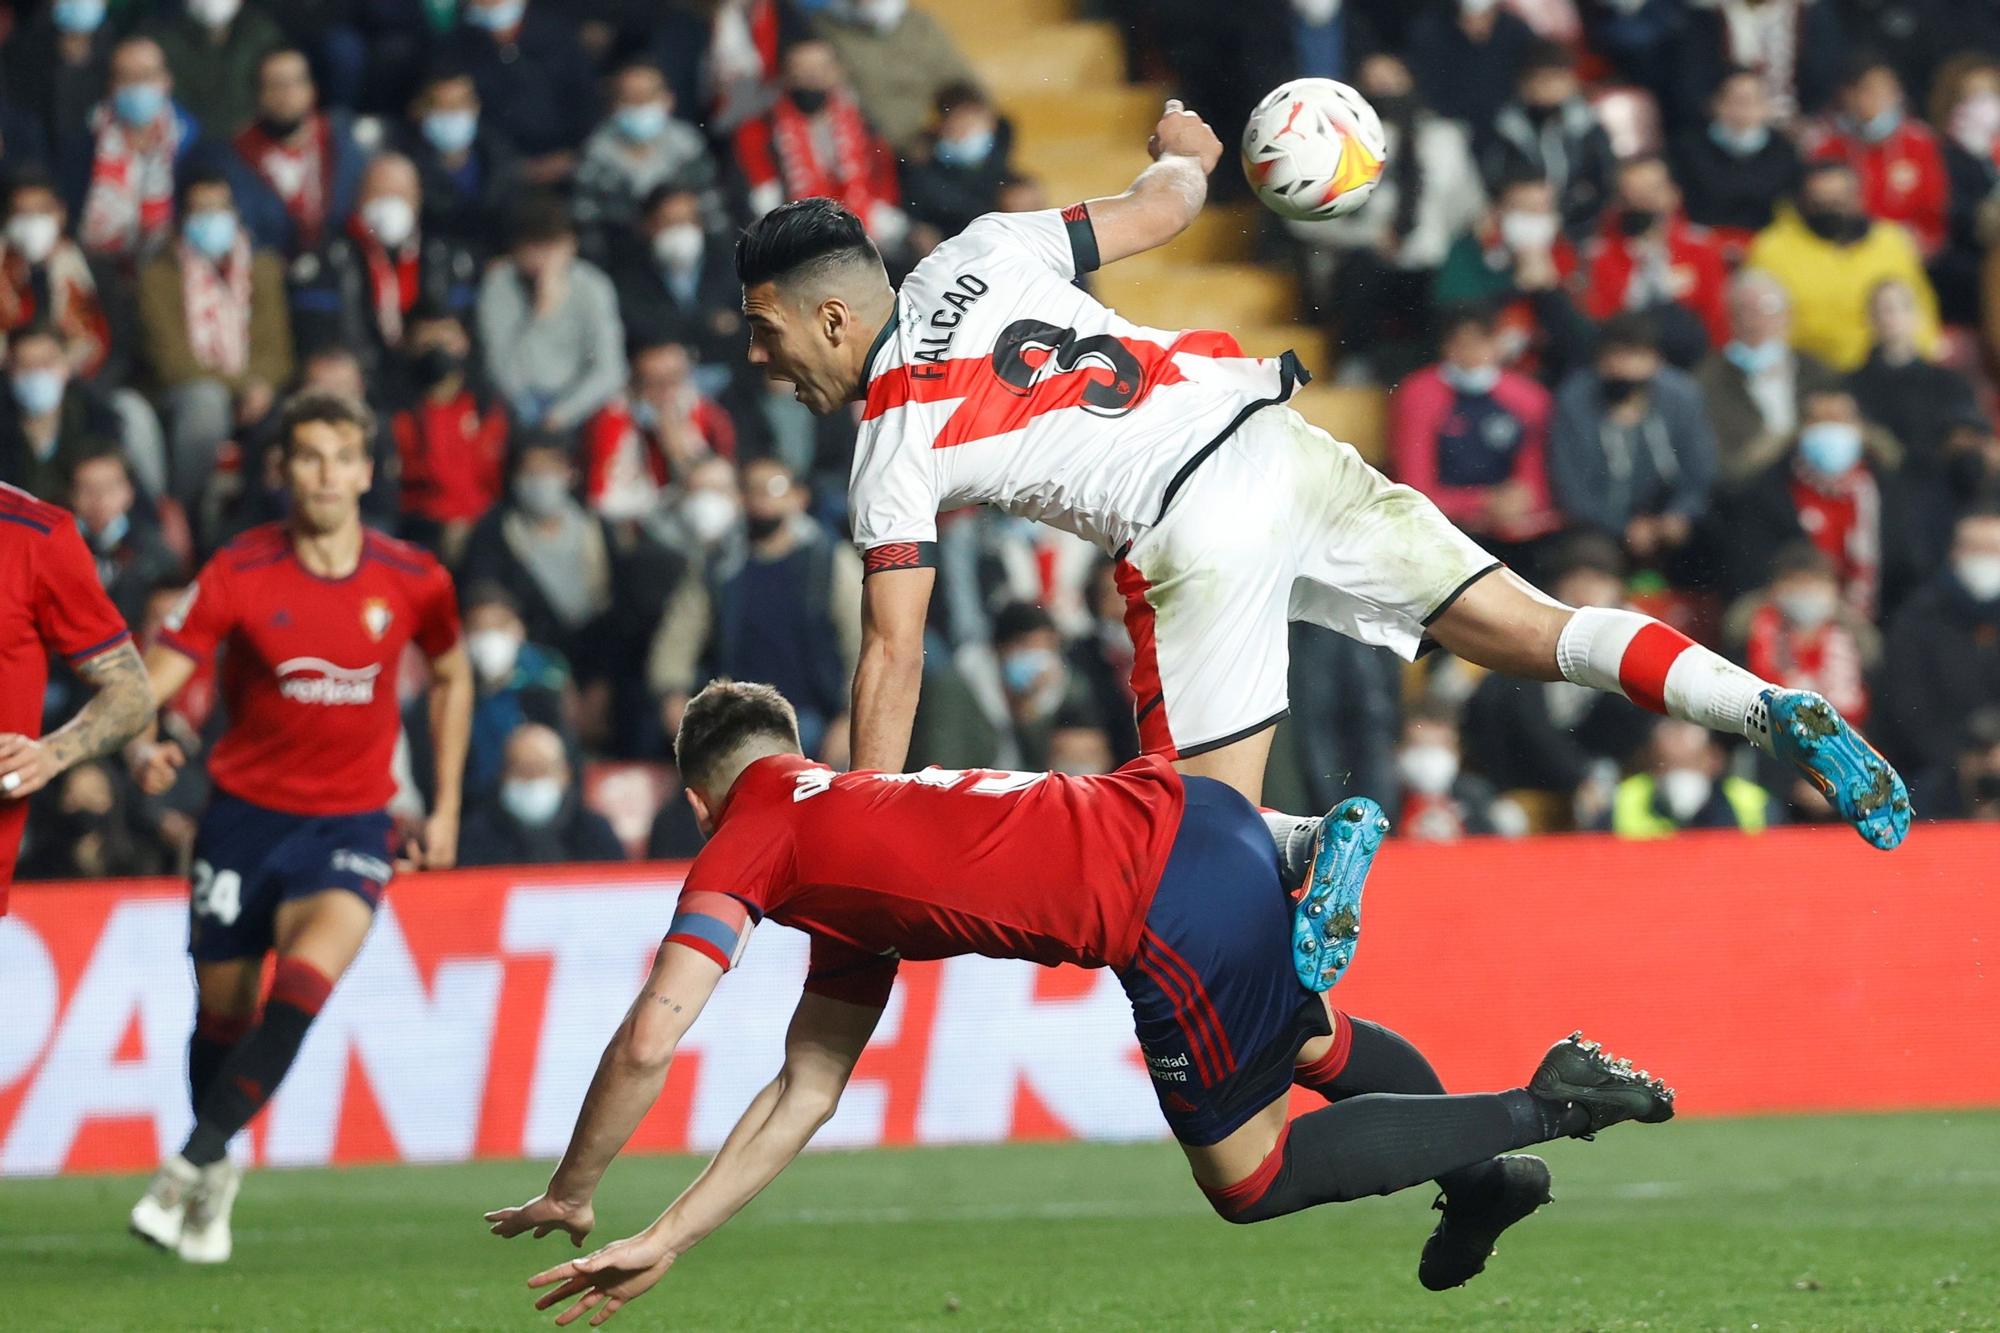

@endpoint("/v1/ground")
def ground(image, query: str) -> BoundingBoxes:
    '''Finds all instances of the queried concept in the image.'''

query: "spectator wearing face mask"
[1477,41,1616,244]
[14,760,170,880]
[67,443,183,630]
[572,61,717,252]
[902,82,1015,244]
[141,0,284,138]
[476,193,627,435]
[398,67,525,259]
[1676,0,1844,129]
[0,322,123,501]
[1582,155,1730,368]
[4,0,119,211]
[1605,719,1776,838]
[1394,706,1510,842]
[457,722,626,867]
[391,303,509,564]
[451,585,575,802]
[1919,706,2000,821]
[1407,0,1538,129]
[136,168,292,513]
[643,458,734,744]
[1433,173,1593,386]
[226,48,368,258]
[1549,314,1717,569]
[1290,51,1487,384]
[583,340,735,522]
[1800,56,1948,257]
[1848,278,1979,485]
[733,40,906,252]
[700,457,862,762]
[989,601,1088,773]
[1390,306,1558,563]
[813,0,979,155]
[1724,542,1877,730]
[1877,509,2000,779]
[609,186,742,372]
[437,0,600,186]
[1923,55,2000,323]
[289,153,483,390]
[1672,68,1802,258]
[1747,160,1940,373]
[78,37,202,264]
[0,170,111,380]
[1694,268,1842,491]
[1716,388,1910,619]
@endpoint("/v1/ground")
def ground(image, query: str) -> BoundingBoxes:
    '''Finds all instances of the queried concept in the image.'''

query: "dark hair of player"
[278,388,376,453]
[675,680,802,792]
[734,197,881,291]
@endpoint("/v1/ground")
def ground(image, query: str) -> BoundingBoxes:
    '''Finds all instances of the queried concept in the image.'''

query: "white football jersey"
[849,206,1306,570]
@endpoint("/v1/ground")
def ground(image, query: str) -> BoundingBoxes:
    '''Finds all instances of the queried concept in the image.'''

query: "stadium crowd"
[4,0,1999,880]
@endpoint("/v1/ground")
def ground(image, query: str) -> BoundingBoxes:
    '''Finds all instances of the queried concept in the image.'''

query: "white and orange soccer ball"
[1241,78,1387,222]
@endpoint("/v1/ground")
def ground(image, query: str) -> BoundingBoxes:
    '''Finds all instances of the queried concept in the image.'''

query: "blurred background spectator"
[457,722,626,866]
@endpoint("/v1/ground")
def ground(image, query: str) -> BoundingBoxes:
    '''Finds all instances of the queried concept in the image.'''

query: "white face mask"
[853,0,907,30]
[1397,743,1459,796]
[652,222,703,269]
[1499,209,1559,254]
[1955,553,2000,602]
[186,0,241,27]
[501,776,565,827]
[361,195,416,249]
[466,628,522,683]
[682,488,739,544]
[1659,768,1713,821]
[1775,587,1837,630]
[5,213,60,264]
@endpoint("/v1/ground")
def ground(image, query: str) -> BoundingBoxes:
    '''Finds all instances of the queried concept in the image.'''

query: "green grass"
[9,1112,2000,1332]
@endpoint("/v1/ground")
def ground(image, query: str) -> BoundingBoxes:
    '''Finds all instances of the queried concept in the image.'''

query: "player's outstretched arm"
[0,641,155,801]
[1084,99,1224,269]
[849,564,934,773]
[486,940,723,1248]
[522,993,883,1328]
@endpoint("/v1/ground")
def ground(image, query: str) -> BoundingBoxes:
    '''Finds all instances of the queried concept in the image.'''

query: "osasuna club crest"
[361,598,393,641]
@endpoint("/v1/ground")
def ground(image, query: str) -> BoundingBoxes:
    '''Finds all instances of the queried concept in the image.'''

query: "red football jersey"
[158,523,460,816]
[0,484,133,901]
[675,753,1185,1003]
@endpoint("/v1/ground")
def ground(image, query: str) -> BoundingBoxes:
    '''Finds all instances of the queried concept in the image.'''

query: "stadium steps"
[914,0,1387,463]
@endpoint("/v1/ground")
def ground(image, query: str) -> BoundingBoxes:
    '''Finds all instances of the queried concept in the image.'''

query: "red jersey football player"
[0,481,155,902]
[124,390,473,1265]
[486,681,1675,1324]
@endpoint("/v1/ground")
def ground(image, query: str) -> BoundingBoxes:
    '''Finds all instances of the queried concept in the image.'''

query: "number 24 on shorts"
[191,859,243,925]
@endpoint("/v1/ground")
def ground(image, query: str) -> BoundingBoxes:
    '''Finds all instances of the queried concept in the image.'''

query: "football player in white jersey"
[733,99,1909,899]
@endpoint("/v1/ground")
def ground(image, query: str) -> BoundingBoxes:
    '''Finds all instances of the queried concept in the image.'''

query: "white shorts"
[1115,404,1499,758]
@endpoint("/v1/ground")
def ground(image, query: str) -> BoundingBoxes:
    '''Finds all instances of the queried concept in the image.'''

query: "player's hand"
[0,734,59,801]
[1148,99,1222,174]
[486,1192,596,1247]
[528,1229,675,1327]
[421,806,459,871]
[126,738,186,796]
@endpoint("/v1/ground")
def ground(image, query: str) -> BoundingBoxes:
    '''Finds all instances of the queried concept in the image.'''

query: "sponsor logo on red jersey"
[275,657,381,705]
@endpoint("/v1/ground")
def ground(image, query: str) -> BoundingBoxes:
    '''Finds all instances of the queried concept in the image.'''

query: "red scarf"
[346,215,418,347]
[80,102,183,258]
[1788,464,1882,618]
[1743,602,1868,722]
[769,91,877,215]
[234,114,333,250]
[180,234,253,377]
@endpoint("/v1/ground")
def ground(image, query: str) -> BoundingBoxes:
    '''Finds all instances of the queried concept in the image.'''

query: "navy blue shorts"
[1119,776,1329,1147]
[187,791,397,962]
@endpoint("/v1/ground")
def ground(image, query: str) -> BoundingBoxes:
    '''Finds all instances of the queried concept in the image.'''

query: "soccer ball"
[1241,78,1387,222]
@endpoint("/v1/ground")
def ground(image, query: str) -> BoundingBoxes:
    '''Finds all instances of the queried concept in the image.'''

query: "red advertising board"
[2,824,1994,1176]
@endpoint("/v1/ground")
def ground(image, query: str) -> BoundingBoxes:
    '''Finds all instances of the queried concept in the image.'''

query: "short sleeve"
[34,519,131,665]
[803,934,899,1010]
[960,206,1100,278]
[677,815,792,919]
[849,411,943,555]
[156,555,235,664]
[413,560,462,658]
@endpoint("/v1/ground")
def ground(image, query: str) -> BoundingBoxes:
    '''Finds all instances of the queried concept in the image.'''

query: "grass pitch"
[8,1111,1999,1332]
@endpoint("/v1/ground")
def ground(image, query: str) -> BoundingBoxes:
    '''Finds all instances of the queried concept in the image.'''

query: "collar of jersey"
[862,301,899,383]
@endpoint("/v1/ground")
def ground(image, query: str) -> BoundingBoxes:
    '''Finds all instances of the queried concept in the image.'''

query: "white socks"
[1554,606,1774,754]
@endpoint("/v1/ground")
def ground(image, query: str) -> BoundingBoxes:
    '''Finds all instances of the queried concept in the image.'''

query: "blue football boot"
[1292,797,1389,992]
[1764,688,1911,851]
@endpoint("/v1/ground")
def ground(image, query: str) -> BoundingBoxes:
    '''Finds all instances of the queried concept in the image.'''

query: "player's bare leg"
[170,890,374,1263]
[129,957,262,1251]
[1427,567,1911,849]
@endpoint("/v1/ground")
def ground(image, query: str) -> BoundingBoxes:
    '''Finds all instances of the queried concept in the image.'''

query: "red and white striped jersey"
[850,206,1306,568]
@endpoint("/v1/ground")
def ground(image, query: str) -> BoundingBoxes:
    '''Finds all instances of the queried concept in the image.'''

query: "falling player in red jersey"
[0,481,155,904]
[124,390,472,1264]
[485,682,1676,1325]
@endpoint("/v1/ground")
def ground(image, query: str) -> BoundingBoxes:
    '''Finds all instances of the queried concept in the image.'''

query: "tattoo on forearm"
[46,643,157,769]
[642,991,685,1014]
